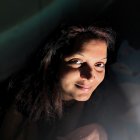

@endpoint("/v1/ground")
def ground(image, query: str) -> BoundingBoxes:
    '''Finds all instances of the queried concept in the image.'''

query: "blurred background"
[0,0,140,139]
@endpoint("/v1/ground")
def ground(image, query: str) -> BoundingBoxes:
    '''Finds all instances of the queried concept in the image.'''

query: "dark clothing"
[0,79,132,140]
[0,101,90,140]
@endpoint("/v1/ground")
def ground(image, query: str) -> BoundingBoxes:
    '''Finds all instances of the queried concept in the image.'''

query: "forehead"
[63,39,107,61]
[82,39,107,49]
[61,39,108,61]
[75,38,106,49]
[67,39,107,54]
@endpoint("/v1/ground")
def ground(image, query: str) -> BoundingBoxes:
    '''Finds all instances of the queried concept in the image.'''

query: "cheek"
[59,68,79,85]
[95,71,105,84]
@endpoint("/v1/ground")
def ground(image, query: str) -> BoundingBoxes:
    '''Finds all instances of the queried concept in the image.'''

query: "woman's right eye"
[67,59,83,67]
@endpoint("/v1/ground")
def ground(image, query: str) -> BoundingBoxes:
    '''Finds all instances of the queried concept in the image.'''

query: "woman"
[0,25,115,140]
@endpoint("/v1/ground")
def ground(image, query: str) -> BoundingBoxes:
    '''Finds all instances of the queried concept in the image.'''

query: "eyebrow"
[100,58,107,60]
[76,52,84,57]
[76,53,107,61]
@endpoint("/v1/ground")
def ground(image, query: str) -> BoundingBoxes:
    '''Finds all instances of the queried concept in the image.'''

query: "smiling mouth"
[75,84,91,91]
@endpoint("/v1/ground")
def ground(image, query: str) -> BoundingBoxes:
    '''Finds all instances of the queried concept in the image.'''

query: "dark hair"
[10,25,116,121]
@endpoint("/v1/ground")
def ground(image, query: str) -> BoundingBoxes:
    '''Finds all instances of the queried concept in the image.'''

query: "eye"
[95,62,105,71]
[66,59,83,68]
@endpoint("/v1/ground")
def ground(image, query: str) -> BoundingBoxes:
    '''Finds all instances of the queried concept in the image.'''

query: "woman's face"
[59,39,107,101]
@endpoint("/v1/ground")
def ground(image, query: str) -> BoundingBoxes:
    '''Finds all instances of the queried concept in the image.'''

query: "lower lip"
[76,85,91,92]
[82,88,90,92]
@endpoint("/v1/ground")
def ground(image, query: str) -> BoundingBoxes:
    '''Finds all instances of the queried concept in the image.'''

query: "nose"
[79,62,95,80]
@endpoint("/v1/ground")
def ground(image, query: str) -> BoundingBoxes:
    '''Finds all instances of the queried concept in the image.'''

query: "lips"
[75,83,91,90]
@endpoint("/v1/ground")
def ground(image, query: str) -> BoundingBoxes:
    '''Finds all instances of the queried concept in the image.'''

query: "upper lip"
[75,84,91,89]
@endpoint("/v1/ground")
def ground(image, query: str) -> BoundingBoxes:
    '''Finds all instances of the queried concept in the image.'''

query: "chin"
[75,95,91,102]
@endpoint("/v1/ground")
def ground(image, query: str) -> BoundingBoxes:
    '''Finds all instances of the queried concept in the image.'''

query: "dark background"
[0,0,140,81]
[0,0,140,139]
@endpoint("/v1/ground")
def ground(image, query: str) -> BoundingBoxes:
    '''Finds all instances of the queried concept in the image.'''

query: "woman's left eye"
[95,62,105,71]
[96,63,105,67]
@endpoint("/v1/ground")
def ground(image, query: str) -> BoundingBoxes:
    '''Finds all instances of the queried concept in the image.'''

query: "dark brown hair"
[11,25,115,121]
